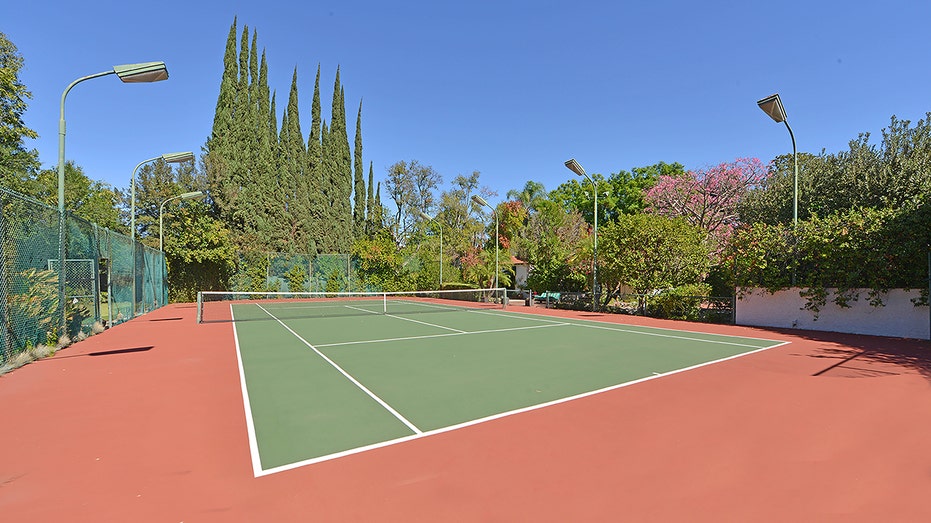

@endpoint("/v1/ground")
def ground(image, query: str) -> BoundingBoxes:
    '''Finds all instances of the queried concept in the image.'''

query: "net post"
[501,287,507,309]
[196,291,202,324]
[383,292,387,314]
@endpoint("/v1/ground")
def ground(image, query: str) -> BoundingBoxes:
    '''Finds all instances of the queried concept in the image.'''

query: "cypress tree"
[328,67,353,252]
[282,68,310,253]
[352,99,365,234]
[235,28,262,241]
[319,118,333,252]
[366,161,375,234]
[305,65,324,256]
[206,18,239,222]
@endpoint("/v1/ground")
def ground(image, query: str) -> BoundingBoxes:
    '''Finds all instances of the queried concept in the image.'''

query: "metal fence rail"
[1,186,167,365]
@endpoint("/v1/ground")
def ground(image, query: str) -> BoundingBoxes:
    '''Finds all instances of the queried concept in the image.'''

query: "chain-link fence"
[227,251,363,293]
[1,186,168,365]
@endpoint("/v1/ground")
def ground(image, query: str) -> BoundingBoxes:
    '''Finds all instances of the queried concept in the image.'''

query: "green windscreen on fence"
[1,186,168,365]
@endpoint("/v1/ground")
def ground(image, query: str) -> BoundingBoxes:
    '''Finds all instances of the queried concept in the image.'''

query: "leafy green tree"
[521,199,589,292]
[164,202,237,302]
[506,180,547,213]
[35,161,122,231]
[550,163,666,225]
[384,160,442,242]
[740,114,931,225]
[0,31,40,192]
[351,230,411,291]
[599,214,712,295]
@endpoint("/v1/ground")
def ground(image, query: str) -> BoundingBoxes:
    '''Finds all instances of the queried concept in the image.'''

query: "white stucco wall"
[514,264,529,288]
[736,288,929,339]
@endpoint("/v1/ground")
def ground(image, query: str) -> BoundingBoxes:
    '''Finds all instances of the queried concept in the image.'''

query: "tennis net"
[196,288,508,323]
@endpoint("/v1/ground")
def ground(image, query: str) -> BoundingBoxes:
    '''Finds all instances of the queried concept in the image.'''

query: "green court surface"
[230,300,784,475]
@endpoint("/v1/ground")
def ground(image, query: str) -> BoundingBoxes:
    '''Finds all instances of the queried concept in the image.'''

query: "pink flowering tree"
[644,157,766,250]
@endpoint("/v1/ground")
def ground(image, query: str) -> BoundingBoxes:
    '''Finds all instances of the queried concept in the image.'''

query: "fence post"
[0,201,9,362]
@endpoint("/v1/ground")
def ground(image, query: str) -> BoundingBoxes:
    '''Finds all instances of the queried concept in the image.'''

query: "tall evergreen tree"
[205,19,240,221]
[326,68,354,252]
[353,100,365,233]
[233,27,261,239]
[281,68,310,253]
[366,161,375,234]
[305,65,324,255]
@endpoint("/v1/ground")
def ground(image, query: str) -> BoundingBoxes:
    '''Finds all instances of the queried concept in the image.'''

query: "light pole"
[416,210,443,288]
[159,191,207,252]
[757,93,798,228]
[565,159,598,312]
[57,61,169,331]
[471,195,499,290]
[130,152,194,317]
[758,93,799,285]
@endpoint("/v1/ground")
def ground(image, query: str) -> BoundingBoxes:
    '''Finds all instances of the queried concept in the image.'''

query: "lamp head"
[416,210,431,221]
[564,158,586,177]
[180,191,206,200]
[162,151,195,163]
[757,93,787,123]
[471,194,489,207]
[113,62,169,83]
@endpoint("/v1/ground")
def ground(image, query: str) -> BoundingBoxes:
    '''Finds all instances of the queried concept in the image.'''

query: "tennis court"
[204,290,787,475]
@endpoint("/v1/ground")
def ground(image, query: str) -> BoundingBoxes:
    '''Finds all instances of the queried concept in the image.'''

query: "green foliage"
[740,114,931,226]
[599,214,712,295]
[8,268,59,346]
[351,231,410,291]
[549,163,666,225]
[284,264,308,292]
[165,204,238,301]
[727,203,931,315]
[648,283,713,320]
[203,19,360,257]
[31,161,123,232]
[521,199,589,292]
[0,31,40,191]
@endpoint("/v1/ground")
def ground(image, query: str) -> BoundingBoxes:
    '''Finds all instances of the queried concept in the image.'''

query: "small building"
[511,256,529,290]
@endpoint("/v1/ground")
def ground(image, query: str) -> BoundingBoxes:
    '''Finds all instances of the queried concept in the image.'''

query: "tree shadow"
[770,327,931,381]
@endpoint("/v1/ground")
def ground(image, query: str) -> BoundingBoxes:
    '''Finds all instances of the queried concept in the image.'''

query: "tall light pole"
[130,151,194,317]
[757,93,798,228]
[416,210,443,288]
[758,93,799,285]
[57,61,169,331]
[471,195,499,289]
[565,159,598,312]
[159,191,207,252]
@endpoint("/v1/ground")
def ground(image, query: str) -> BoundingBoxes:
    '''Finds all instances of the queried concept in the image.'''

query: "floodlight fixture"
[756,93,787,123]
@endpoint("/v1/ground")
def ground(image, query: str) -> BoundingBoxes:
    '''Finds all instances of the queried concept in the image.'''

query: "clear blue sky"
[4,0,931,204]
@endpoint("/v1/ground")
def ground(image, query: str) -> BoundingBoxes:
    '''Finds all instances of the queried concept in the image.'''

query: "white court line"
[255,303,423,435]
[468,308,786,348]
[230,305,265,477]
[315,322,570,348]
[256,338,791,477]
[345,304,466,333]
